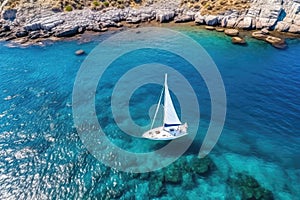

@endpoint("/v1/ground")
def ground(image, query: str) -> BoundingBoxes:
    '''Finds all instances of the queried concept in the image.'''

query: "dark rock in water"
[186,155,214,176]
[15,30,28,38]
[144,170,165,197]
[3,9,17,21]
[55,26,79,37]
[228,173,274,200]
[75,49,85,55]
[149,179,165,198]
[164,163,182,183]
[182,173,194,189]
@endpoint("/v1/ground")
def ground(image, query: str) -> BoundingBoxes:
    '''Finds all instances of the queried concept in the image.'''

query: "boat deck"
[142,126,188,140]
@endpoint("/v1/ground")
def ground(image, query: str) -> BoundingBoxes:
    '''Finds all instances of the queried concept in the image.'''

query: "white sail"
[163,74,182,127]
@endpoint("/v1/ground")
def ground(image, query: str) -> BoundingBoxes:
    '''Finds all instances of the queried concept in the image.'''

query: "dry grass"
[2,0,142,11]
[181,0,251,15]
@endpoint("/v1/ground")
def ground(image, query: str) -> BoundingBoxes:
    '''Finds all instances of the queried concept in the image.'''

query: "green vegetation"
[92,0,100,6]
[65,5,73,12]
[103,1,109,7]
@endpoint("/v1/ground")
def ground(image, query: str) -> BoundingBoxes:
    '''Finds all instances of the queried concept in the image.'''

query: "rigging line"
[150,85,164,129]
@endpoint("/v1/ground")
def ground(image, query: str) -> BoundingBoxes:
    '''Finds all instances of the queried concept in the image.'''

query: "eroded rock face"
[55,25,79,37]
[156,10,175,22]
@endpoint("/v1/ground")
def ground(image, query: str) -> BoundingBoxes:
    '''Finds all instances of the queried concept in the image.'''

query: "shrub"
[103,1,109,7]
[65,5,73,12]
[93,1,100,6]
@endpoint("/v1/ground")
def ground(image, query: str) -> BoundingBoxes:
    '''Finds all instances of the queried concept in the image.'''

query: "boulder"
[205,15,219,26]
[156,10,175,23]
[252,31,267,40]
[0,25,11,33]
[195,14,205,24]
[265,36,287,49]
[55,25,79,37]
[275,22,290,32]
[238,17,253,29]
[29,31,41,39]
[3,9,17,21]
[205,26,215,30]
[224,29,239,36]
[24,22,41,31]
[174,15,194,23]
[232,36,246,45]
[75,49,85,55]
[215,27,225,32]
[261,28,269,35]
[15,30,28,38]
[288,24,300,33]
[126,17,141,24]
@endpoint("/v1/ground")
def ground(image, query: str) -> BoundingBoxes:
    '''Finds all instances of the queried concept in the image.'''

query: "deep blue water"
[0,28,300,199]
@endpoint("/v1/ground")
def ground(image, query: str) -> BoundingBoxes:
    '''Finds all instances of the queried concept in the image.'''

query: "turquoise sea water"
[0,28,300,199]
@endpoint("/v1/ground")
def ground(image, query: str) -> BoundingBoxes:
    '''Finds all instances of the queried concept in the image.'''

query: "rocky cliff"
[0,0,299,44]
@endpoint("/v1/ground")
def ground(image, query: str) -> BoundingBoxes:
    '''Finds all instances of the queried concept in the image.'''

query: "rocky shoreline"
[0,0,300,47]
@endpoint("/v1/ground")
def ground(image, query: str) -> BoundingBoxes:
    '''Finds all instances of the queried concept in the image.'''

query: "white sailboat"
[142,74,188,140]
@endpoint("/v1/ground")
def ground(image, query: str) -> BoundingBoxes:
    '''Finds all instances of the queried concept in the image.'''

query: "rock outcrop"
[0,0,299,45]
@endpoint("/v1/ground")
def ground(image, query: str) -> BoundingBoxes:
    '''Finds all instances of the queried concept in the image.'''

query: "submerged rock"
[215,27,225,32]
[164,163,182,183]
[265,36,287,49]
[205,26,215,30]
[232,36,246,45]
[252,31,267,40]
[185,155,214,176]
[228,173,274,200]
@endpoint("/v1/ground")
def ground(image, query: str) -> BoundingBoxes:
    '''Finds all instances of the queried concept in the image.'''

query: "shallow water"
[0,28,300,199]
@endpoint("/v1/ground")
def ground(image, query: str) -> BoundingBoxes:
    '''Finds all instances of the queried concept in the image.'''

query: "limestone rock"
[205,15,219,26]
[205,26,215,30]
[195,13,205,24]
[252,31,267,40]
[232,36,246,45]
[174,15,194,23]
[55,25,79,37]
[224,29,239,36]
[156,10,175,23]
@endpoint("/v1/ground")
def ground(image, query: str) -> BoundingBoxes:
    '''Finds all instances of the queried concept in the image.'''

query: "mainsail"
[163,74,181,127]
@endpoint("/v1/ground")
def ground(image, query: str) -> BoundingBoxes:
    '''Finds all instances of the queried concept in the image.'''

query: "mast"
[163,74,181,127]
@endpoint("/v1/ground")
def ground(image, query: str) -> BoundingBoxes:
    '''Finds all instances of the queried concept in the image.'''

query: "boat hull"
[142,126,188,140]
